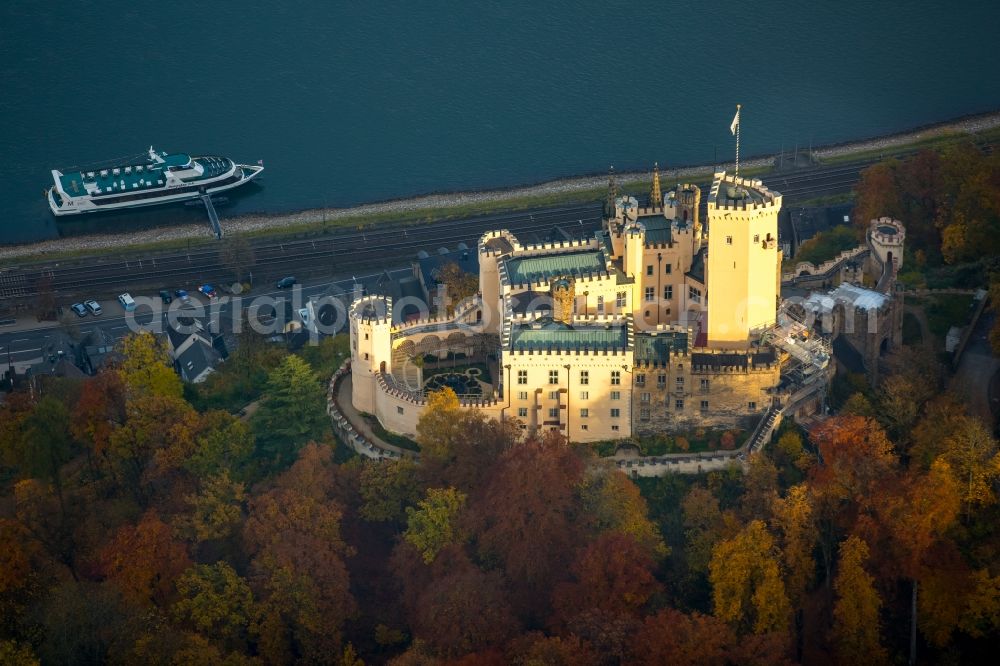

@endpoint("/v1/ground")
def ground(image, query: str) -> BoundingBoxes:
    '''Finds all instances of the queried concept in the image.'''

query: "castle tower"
[551,278,576,323]
[867,217,906,275]
[706,172,783,347]
[350,296,393,414]
[649,162,662,209]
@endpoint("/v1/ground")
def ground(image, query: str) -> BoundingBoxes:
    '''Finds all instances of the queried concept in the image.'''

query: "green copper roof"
[640,216,673,245]
[634,331,688,362]
[510,321,628,352]
[505,250,606,284]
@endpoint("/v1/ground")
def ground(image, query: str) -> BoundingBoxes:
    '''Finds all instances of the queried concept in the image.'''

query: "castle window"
[664,285,673,300]
[549,390,560,400]
[611,371,621,385]
[726,236,733,245]
[688,286,701,304]
[676,377,684,389]
[580,370,589,385]
[580,391,589,400]
[549,408,559,419]
[616,291,627,308]
[611,425,619,431]
[645,287,655,302]
[657,374,666,388]
[597,295,604,313]
[364,333,369,340]
[549,370,559,384]
[646,265,653,276]
[517,370,527,385]
[665,264,672,274]
[754,234,760,243]
[582,424,589,431]
[675,399,684,410]
[641,392,650,403]
[397,406,404,415]
[518,391,528,401]
[749,401,757,410]
[610,408,621,418]
[640,408,650,421]
[635,373,646,387]
[700,378,710,391]
[611,391,621,401]
[677,363,683,371]
[580,408,589,418]
[364,353,369,360]
[700,400,709,412]
[518,407,528,417]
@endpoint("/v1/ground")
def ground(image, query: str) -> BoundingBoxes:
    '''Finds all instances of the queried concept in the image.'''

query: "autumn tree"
[71,369,127,477]
[116,331,183,400]
[99,509,191,607]
[681,486,730,577]
[187,409,255,479]
[551,532,661,626]
[404,487,467,563]
[631,608,735,666]
[831,535,888,665]
[415,386,463,460]
[435,262,479,315]
[709,520,791,635]
[358,458,422,524]
[174,470,247,545]
[936,415,1000,514]
[250,354,329,472]
[469,433,586,620]
[409,548,518,659]
[243,444,356,662]
[853,162,902,236]
[580,469,667,558]
[173,562,254,648]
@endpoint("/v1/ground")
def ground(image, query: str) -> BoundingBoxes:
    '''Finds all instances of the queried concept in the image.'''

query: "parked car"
[118,293,136,312]
[159,290,173,304]
[174,289,191,304]
[84,300,102,315]
[276,276,297,289]
[198,284,218,299]
[70,302,88,317]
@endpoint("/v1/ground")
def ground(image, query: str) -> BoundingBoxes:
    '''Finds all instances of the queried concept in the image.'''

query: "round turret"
[868,217,905,271]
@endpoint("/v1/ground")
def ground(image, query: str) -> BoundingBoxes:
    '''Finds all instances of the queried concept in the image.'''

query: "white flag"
[729,108,740,135]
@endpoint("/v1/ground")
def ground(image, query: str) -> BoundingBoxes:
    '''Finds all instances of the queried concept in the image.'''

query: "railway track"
[4,138,994,303]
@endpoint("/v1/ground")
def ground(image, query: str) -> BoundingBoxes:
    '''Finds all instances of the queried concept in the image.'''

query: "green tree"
[250,355,329,471]
[831,536,888,665]
[187,410,254,478]
[173,562,254,646]
[404,487,467,563]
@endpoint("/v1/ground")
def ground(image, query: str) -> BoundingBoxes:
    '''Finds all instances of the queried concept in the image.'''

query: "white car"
[84,300,102,315]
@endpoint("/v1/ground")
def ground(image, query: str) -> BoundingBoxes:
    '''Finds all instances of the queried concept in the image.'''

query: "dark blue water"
[2,0,998,245]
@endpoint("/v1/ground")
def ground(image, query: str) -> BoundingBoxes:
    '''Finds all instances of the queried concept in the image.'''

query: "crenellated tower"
[706,172,782,347]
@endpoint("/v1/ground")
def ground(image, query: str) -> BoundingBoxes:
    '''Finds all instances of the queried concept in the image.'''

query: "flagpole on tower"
[734,103,741,179]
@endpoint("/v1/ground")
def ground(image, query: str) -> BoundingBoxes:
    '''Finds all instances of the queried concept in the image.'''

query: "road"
[0,267,412,372]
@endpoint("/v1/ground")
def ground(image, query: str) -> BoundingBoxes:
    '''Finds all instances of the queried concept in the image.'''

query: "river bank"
[3,109,999,263]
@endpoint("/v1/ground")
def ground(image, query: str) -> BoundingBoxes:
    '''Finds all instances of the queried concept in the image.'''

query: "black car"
[159,290,173,304]
[276,276,297,289]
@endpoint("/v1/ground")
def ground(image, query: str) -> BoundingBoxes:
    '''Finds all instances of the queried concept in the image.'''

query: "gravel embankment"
[3,111,999,262]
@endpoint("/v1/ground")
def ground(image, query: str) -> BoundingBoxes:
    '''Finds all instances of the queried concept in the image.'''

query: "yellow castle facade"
[349,170,785,443]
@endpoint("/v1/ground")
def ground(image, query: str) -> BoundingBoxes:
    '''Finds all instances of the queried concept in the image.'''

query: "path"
[331,369,415,459]
[950,310,999,426]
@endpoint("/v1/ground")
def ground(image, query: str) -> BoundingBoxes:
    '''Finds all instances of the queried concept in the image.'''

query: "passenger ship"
[46,147,263,215]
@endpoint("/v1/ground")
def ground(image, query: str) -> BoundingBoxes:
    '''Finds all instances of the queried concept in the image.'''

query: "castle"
[347,166,840,444]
